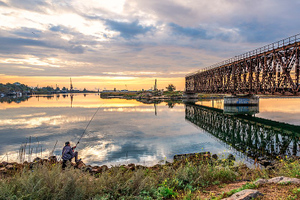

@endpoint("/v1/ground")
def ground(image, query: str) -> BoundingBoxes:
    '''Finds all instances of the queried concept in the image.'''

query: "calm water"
[0,94,299,166]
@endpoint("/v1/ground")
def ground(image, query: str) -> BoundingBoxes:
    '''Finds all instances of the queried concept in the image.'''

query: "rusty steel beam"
[186,34,300,95]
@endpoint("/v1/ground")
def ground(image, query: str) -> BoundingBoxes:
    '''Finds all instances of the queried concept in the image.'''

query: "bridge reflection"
[185,103,300,160]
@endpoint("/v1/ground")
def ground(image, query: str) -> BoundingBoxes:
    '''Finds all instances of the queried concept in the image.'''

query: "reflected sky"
[196,97,300,126]
[0,94,299,166]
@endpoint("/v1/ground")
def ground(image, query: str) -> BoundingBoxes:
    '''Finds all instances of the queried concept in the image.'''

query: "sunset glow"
[1,0,300,90]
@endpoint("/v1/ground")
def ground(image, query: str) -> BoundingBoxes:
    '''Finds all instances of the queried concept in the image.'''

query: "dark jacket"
[62,145,75,161]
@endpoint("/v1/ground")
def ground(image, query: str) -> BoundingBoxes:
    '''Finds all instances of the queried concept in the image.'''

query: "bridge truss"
[186,34,300,95]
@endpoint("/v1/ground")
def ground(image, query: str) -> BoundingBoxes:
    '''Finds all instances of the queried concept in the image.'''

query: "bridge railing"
[186,33,300,77]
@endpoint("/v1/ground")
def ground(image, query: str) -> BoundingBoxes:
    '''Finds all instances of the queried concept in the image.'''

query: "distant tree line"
[0,82,94,95]
[0,82,59,94]
[0,82,32,94]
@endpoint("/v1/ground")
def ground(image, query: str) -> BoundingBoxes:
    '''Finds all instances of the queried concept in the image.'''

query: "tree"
[166,84,176,92]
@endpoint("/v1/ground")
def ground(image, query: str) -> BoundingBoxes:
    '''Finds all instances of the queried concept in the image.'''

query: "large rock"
[227,154,236,162]
[48,156,57,163]
[268,176,300,184]
[91,167,100,174]
[135,165,147,170]
[212,154,218,160]
[254,178,268,185]
[0,167,7,174]
[100,165,109,172]
[33,157,42,163]
[174,152,211,162]
[150,164,161,171]
[5,164,15,170]
[255,176,300,185]
[278,177,300,184]
[223,189,263,200]
[126,163,135,171]
[267,176,285,184]
[259,159,271,167]
[76,161,86,169]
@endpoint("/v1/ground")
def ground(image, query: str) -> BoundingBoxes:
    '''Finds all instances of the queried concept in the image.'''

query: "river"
[0,94,299,166]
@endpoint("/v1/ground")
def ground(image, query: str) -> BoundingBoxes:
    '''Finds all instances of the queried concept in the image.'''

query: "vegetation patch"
[1,156,300,199]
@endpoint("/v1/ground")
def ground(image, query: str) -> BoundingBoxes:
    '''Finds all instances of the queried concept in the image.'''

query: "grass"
[1,158,300,199]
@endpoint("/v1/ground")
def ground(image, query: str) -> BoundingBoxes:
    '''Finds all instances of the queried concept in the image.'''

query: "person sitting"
[62,141,81,169]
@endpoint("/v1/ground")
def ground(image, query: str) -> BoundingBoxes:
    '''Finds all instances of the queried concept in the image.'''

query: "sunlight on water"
[0,94,299,166]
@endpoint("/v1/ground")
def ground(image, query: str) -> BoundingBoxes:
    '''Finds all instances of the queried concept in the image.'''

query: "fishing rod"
[76,106,101,147]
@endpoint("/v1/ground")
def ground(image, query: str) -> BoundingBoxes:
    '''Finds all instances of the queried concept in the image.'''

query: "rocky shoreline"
[0,152,227,177]
[0,151,284,178]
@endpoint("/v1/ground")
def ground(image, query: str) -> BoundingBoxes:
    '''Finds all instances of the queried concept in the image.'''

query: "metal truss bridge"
[186,34,300,95]
[185,103,300,160]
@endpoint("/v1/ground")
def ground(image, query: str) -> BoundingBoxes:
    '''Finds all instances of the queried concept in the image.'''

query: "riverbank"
[1,153,300,199]
[100,90,300,101]
[100,91,226,100]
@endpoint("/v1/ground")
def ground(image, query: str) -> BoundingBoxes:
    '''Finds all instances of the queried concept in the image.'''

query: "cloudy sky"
[0,0,300,90]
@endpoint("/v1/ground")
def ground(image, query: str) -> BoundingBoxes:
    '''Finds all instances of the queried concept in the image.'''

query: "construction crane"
[70,78,73,92]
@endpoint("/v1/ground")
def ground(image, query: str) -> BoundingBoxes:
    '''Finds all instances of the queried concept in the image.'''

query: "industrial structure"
[186,34,300,95]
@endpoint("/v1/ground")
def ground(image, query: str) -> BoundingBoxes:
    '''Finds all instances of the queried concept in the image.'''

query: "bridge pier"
[182,92,198,99]
[224,94,259,115]
[224,94,259,106]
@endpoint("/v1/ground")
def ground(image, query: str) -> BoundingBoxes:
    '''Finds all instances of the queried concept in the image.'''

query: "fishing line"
[76,106,101,147]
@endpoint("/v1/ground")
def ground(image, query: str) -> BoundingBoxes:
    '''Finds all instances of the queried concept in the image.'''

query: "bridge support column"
[224,94,259,106]
[183,92,198,99]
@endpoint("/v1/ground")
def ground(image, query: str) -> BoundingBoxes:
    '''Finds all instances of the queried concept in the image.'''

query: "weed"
[279,160,300,178]
[212,180,220,185]
[156,179,178,199]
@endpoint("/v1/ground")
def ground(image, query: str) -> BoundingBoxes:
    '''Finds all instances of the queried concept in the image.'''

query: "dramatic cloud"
[0,1,8,7]
[1,0,300,90]
[169,23,210,39]
[105,19,155,39]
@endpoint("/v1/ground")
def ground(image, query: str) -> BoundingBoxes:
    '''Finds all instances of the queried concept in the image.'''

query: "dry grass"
[0,158,300,199]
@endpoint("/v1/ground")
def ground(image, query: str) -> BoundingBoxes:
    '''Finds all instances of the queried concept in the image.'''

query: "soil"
[190,181,300,199]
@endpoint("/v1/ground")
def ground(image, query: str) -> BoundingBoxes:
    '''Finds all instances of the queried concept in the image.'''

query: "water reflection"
[0,95,31,104]
[223,105,259,115]
[0,94,237,165]
[185,103,300,160]
[1,94,300,166]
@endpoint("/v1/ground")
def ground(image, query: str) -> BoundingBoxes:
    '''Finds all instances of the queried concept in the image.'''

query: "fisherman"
[62,141,81,169]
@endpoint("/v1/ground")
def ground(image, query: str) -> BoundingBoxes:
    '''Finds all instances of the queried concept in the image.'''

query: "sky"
[1,0,300,90]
